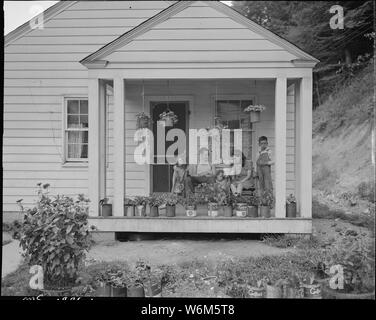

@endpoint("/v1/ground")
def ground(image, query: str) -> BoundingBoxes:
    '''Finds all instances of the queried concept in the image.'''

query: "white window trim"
[62,96,89,166]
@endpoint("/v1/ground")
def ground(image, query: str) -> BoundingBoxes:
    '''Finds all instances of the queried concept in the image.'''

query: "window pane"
[67,115,80,128]
[81,144,88,158]
[80,115,88,128]
[80,100,88,114]
[82,131,88,143]
[67,100,79,114]
[68,131,85,143]
[68,144,81,158]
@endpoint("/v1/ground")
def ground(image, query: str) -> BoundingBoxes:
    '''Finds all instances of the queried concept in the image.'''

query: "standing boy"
[256,136,273,193]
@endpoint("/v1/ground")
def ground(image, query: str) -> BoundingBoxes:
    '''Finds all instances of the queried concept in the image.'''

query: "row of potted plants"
[95,261,162,297]
[100,192,298,218]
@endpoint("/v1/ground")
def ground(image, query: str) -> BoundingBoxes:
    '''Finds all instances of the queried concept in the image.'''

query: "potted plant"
[94,269,112,297]
[147,194,163,217]
[234,195,248,217]
[286,194,297,217]
[259,191,274,218]
[301,274,322,299]
[136,112,150,129]
[207,191,220,217]
[246,193,259,218]
[160,193,179,217]
[134,196,147,216]
[18,186,92,294]
[264,278,284,298]
[321,236,375,299]
[107,266,128,297]
[99,197,112,217]
[181,194,198,217]
[243,104,266,122]
[247,279,265,298]
[126,260,150,297]
[159,109,178,127]
[218,193,234,217]
[124,197,135,217]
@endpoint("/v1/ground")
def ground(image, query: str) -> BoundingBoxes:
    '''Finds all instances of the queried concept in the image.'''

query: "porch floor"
[89,216,312,234]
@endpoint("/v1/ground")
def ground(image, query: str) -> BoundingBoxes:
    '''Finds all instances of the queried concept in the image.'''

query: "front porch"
[86,75,313,234]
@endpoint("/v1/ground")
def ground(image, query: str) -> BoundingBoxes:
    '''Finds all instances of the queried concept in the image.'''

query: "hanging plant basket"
[159,109,178,127]
[244,105,266,123]
[136,112,150,129]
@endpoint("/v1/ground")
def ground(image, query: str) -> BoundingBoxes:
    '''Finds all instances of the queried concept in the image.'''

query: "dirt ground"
[87,237,295,267]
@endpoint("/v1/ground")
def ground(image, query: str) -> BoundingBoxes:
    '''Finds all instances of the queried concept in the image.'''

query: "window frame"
[211,94,258,161]
[62,96,89,164]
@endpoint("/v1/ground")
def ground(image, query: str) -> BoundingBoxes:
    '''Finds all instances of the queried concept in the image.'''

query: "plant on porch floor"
[147,194,164,217]
[159,193,180,217]
[134,196,148,216]
[259,191,274,218]
[180,194,200,217]
[18,183,93,290]
[286,194,297,217]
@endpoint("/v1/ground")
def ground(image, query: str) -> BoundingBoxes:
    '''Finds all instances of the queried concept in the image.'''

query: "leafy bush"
[18,184,93,289]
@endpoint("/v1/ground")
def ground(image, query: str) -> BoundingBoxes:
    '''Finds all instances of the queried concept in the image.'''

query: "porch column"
[88,78,100,216]
[274,77,287,218]
[113,78,125,216]
[298,77,313,218]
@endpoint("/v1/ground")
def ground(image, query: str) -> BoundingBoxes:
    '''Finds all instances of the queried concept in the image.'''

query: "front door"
[150,101,188,193]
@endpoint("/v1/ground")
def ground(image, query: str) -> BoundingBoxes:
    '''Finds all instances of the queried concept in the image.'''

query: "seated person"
[230,151,255,196]
[186,147,216,193]
[171,157,188,195]
[214,169,230,195]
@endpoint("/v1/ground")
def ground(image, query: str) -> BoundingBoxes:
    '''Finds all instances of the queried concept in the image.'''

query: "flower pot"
[265,285,283,298]
[137,117,149,129]
[124,205,135,217]
[260,206,271,218]
[149,206,159,217]
[96,283,112,297]
[186,205,197,217]
[111,286,127,297]
[208,203,219,217]
[144,279,162,297]
[162,117,174,127]
[286,203,297,217]
[247,206,258,218]
[235,203,247,217]
[222,206,233,217]
[321,286,375,299]
[136,205,146,217]
[101,204,112,217]
[282,286,299,299]
[249,111,260,122]
[166,205,176,217]
[127,285,145,297]
[302,283,322,299]
[248,286,264,298]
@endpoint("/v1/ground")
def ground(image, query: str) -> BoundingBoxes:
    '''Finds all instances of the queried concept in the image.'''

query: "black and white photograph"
[1,0,375,306]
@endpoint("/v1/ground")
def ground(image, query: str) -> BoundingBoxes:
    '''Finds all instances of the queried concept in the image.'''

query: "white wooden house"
[3,1,318,235]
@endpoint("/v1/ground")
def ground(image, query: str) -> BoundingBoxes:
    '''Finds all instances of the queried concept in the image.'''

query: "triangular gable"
[81,1,319,66]
[5,1,78,46]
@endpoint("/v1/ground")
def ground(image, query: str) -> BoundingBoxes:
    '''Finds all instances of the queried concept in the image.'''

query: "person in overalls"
[256,136,273,194]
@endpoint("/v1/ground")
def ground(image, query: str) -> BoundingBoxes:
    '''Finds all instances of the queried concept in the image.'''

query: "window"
[215,97,255,160]
[64,98,88,162]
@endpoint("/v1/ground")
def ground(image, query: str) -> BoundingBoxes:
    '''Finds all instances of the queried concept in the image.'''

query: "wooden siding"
[105,1,300,64]
[3,1,171,212]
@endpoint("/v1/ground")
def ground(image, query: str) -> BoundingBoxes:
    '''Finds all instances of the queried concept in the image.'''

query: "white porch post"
[113,78,125,216]
[298,77,313,218]
[88,78,100,216]
[274,77,287,218]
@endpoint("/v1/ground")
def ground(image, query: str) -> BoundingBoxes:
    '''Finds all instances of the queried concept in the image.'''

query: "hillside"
[312,63,375,215]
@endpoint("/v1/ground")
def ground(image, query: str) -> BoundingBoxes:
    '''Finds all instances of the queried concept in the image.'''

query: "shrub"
[18,183,93,289]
